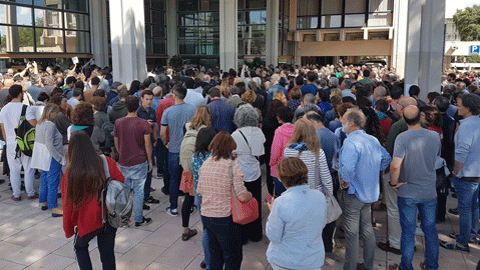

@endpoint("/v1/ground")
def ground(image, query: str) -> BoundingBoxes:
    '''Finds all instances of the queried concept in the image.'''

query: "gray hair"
[303,93,316,105]
[30,74,41,85]
[345,108,366,129]
[234,104,260,128]
[343,79,352,89]
[271,74,281,83]
[329,76,339,86]
[320,78,328,88]
[443,83,457,93]
[230,86,240,95]
[252,77,261,88]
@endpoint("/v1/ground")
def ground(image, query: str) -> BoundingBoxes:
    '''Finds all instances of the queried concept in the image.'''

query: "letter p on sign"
[470,45,480,55]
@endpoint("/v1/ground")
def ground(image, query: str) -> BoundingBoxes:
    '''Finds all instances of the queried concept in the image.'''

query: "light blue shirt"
[184,89,206,108]
[266,185,327,270]
[267,84,287,103]
[455,115,480,178]
[339,130,391,203]
[67,98,80,109]
[341,89,356,99]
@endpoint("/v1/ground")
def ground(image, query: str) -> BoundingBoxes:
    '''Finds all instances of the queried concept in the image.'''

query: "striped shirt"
[197,157,248,218]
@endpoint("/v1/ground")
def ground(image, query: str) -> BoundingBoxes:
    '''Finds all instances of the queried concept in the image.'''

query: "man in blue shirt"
[160,86,196,216]
[300,71,318,96]
[267,74,287,104]
[206,87,235,133]
[339,108,391,270]
[441,94,480,253]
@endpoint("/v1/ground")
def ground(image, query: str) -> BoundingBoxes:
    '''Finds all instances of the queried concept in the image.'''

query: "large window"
[145,0,166,55]
[238,0,266,58]
[0,0,90,53]
[297,0,393,29]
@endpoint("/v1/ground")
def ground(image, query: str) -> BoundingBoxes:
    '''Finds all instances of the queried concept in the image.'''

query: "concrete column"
[90,0,109,67]
[166,0,178,58]
[265,0,279,67]
[391,0,408,77]
[289,0,297,32]
[219,0,238,71]
[403,0,445,97]
[109,0,147,86]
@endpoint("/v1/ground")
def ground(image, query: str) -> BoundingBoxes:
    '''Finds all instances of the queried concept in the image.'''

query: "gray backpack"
[100,155,133,228]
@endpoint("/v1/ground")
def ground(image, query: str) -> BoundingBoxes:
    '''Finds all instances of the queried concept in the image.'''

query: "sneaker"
[156,173,162,178]
[161,186,169,195]
[143,204,151,210]
[135,217,152,227]
[415,227,424,237]
[27,193,39,200]
[439,240,470,253]
[181,228,198,241]
[190,205,197,215]
[448,233,478,244]
[200,260,207,269]
[165,207,178,217]
[11,195,21,201]
[377,241,401,255]
[448,208,459,215]
[452,193,457,198]
[144,196,160,204]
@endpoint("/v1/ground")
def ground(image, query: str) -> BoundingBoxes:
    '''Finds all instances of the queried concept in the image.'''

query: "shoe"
[452,193,457,198]
[11,195,21,201]
[41,205,48,211]
[356,263,367,270]
[377,241,401,255]
[144,196,160,204]
[448,233,478,244]
[439,240,469,253]
[27,193,39,200]
[190,205,197,215]
[182,228,198,241]
[156,173,162,178]
[420,261,426,270]
[135,217,152,227]
[143,204,151,210]
[161,186,169,195]
[178,190,186,197]
[52,213,63,218]
[150,187,156,192]
[448,208,459,215]
[0,179,5,184]
[165,207,178,217]
[415,227,424,237]
[200,260,207,269]
[388,263,399,270]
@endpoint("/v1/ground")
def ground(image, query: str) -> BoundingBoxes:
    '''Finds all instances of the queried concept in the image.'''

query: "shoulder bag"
[314,153,342,224]
[229,160,259,225]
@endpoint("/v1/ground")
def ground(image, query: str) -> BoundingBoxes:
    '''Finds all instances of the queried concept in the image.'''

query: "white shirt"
[0,102,35,145]
[232,126,266,181]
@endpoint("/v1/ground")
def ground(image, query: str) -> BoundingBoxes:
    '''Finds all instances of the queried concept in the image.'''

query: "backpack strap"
[100,154,111,180]
[20,105,27,120]
[99,155,110,225]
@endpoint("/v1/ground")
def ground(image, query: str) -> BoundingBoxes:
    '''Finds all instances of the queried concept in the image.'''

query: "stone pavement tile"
[135,208,172,232]
[52,239,94,259]
[24,254,75,270]
[47,228,68,240]
[437,247,468,269]
[114,227,153,254]
[0,225,20,241]
[0,259,26,270]
[0,210,51,231]
[144,262,183,270]
[183,254,205,270]
[0,241,24,260]
[373,259,387,270]
[4,236,69,266]
[465,245,480,270]
[89,248,124,270]
[142,223,182,248]
[3,216,63,247]
[242,238,269,254]
[116,243,166,270]
[241,249,269,270]
[154,239,202,268]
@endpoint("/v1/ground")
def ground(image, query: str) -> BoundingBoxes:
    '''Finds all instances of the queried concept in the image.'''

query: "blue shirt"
[184,89,206,107]
[266,185,327,269]
[191,152,211,193]
[267,84,288,104]
[316,128,340,171]
[151,97,161,112]
[300,83,318,96]
[455,115,480,178]
[207,99,235,133]
[67,98,80,109]
[339,130,391,203]
[161,103,196,153]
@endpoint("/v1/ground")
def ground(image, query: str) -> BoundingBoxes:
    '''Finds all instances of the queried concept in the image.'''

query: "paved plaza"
[0,166,477,270]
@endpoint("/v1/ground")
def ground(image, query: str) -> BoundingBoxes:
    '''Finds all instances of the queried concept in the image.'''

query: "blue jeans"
[168,152,181,209]
[454,178,480,246]
[398,197,439,270]
[273,177,286,196]
[195,194,211,269]
[201,215,242,270]
[118,162,147,223]
[39,157,62,209]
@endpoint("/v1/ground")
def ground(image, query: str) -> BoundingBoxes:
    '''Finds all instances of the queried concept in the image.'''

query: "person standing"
[339,108,391,270]
[206,87,235,133]
[389,105,440,270]
[161,86,196,216]
[113,95,153,227]
[441,94,480,253]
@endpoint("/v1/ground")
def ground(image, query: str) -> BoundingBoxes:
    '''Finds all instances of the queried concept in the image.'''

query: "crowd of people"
[0,61,479,270]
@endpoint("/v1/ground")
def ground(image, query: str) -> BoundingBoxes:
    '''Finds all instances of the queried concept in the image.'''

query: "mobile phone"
[265,193,273,203]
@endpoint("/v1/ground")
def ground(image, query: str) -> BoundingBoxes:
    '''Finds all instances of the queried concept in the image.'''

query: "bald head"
[398,96,417,117]
[373,86,387,100]
[403,105,420,126]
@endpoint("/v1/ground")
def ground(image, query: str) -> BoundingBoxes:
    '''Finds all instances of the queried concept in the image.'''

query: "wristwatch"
[389,181,397,187]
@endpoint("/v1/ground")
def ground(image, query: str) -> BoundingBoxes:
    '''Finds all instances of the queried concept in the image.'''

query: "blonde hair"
[288,118,321,154]
[220,79,231,99]
[330,88,342,98]
[241,90,257,104]
[39,103,60,123]
[189,105,211,129]
[272,90,287,106]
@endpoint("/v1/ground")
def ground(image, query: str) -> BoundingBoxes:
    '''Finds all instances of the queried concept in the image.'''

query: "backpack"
[100,155,133,228]
[101,121,115,148]
[15,105,35,157]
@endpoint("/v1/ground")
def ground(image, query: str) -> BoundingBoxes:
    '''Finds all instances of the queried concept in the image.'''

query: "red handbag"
[229,161,259,225]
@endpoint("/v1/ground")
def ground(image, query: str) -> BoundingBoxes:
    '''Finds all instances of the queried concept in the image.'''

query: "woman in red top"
[421,106,443,143]
[62,131,124,270]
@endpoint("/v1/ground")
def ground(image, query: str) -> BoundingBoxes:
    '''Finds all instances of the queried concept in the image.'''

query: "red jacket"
[62,156,125,238]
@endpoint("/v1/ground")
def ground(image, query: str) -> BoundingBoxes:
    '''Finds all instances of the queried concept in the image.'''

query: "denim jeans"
[195,194,210,269]
[341,190,375,270]
[39,157,62,209]
[118,162,147,223]
[454,178,480,246]
[273,177,286,196]
[74,223,117,270]
[398,197,439,270]
[201,215,242,270]
[168,152,182,209]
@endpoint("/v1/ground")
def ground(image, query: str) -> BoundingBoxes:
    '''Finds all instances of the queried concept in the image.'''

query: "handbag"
[180,171,195,196]
[314,153,342,224]
[229,160,259,225]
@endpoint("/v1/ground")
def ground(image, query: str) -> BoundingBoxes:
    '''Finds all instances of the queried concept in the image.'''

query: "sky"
[446,0,478,18]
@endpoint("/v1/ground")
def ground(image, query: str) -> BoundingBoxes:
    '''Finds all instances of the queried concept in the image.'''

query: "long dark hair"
[67,131,106,209]
[194,127,217,155]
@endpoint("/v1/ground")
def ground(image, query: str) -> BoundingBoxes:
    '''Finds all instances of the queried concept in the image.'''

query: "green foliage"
[169,55,183,68]
[453,5,480,41]
[451,55,480,63]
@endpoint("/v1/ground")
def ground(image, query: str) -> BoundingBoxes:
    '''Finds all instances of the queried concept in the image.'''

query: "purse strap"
[229,160,236,197]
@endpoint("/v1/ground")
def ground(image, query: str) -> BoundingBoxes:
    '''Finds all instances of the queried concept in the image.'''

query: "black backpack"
[15,105,35,157]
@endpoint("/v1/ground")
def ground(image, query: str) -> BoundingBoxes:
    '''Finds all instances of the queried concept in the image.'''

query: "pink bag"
[229,161,259,225]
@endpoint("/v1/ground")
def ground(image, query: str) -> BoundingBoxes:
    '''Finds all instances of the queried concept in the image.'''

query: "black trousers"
[436,188,448,221]
[74,223,117,270]
[181,193,195,227]
[241,177,263,243]
[322,221,336,252]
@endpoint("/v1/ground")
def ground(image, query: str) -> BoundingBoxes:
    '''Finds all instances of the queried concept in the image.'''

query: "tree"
[453,5,480,41]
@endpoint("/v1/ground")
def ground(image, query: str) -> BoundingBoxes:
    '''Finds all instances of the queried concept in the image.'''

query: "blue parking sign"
[470,45,480,55]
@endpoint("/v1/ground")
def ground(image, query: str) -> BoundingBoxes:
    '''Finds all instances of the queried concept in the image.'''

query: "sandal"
[182,228,197,241]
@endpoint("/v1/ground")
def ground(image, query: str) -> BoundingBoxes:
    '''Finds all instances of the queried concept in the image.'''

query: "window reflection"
[34,8,62,28]
[66,30,89,53]
[0,25,34,52]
